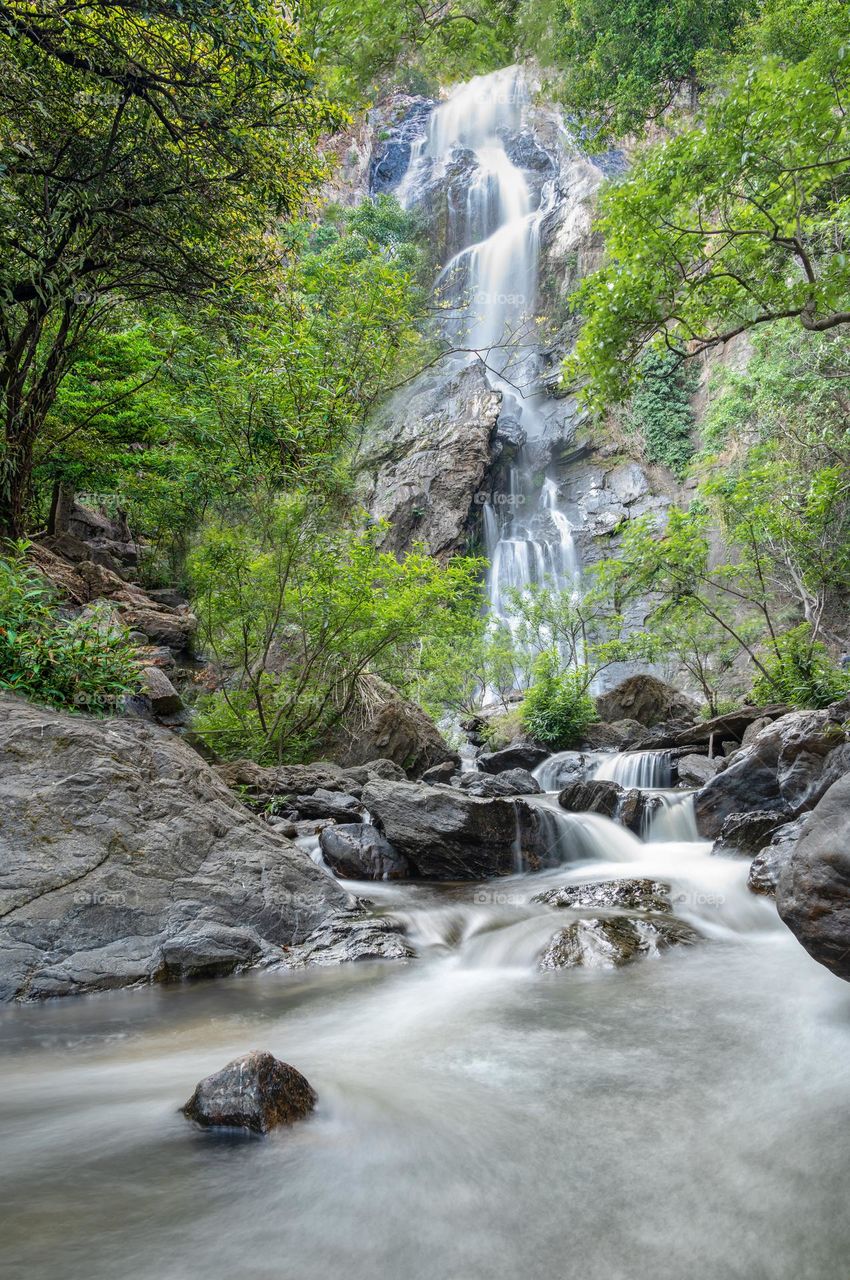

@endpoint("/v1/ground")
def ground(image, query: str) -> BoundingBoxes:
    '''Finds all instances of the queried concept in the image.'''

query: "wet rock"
[361,779,527,880]
[0,695,346,1002]
[459,768,541,798]
[160,924,264,980]
[498,128,556,173]
[538,917,694,971]
[319,823,410,881]
[558,779,621,819]
[369,98,433,193]
[420,760,458,785]
[533,750,591,790]
[285,910,415,966]
[579,722,632,750]
[596,675,700,729]
[139,665,183,716]
[182,1050,317,1134]
[478,743,549,774]
[676,754,721,787]
[493,416,527,451]
[712,811,789,858]
[532,878,672,912]
[777,773,850,979]
[748,819,807,896]
[292,789,362,822]
[619,789,660,835]
[631,704,789,751]
[694,710,849,838]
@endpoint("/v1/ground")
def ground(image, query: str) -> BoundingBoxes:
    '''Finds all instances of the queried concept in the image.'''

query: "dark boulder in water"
[557,779,621,819]
[182,1051,317,1134]
[459,768,541,798]
[319,823,410,881]
[477,743,549,774]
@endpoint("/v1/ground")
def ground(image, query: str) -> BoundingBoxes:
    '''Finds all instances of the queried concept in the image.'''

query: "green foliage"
[566,0,850,404]
[520,652,597,749]
[0,0,342,534]
[627,351,695,477]
[552,0,745,142]
[296,0,516,102]
[189,497,485,763]
[752,625,850,709]
[0,543,139,711]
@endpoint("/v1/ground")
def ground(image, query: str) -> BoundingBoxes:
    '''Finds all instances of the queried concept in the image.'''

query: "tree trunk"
[48,481,75,537]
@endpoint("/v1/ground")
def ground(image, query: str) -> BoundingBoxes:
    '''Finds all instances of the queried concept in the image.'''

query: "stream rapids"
[2,766,850,1280]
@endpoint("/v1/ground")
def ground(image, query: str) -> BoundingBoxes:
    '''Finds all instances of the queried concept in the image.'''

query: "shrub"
[752,625,850,709]
[627,350,696,478]
[520,653,597,749]
[0,543,139,711]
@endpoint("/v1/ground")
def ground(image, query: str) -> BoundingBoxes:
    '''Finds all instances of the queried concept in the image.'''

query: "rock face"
[320,674,458,778]
[712,811,788,858]
[319,824,410,881]
[361,779,526,880]
[694,709,849,838]
[182,1051,317,1134]
[0,696,347,1001]
[355,362,501,560]
[595,675,699,729]
[776,773,850,980]
[291,789,363,822]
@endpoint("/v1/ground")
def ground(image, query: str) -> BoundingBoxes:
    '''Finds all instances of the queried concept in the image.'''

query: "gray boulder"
[748,818,808,896]
[777,773,850,980]
[292,789,362,822]
[420,760,458,785]
[320,674,458,778]
[182,1050,317,1134]
[533,878,696,970]
[0,696,347,1001]
[361,779,528,880]
[595,675,699,729]
[676,753,721,787]
[558,779,622,819]
[531,878,672,912]
[459,768,541,798]
[478,743,550,774]
[284,910,415,966]
[319,823,410,881]
[712,811,790,858]
[138,665,183,717]
[694,709,849,838]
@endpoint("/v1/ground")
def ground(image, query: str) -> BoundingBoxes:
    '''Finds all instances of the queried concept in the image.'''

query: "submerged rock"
[319,823,410,881]
[285,911,415,966]
[777,773,850,980]
[182,1050,317,1134]
[533,877,696,971]
[531,879,672,913]
[538,917,693,970]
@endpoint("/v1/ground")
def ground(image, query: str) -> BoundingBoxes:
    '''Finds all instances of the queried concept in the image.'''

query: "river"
[2,782,850,1280]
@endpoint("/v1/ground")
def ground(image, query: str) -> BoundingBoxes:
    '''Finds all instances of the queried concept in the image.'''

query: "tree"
[0,0,342,535]
[566,1,850,403]
[189,497,485,763]
[552,0,745,142]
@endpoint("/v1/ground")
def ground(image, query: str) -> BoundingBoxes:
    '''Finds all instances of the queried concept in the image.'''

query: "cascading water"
[401,67,581,653]
[593,750,673,789]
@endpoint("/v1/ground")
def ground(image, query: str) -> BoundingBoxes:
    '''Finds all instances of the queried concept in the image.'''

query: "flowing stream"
[2,775,850,1280]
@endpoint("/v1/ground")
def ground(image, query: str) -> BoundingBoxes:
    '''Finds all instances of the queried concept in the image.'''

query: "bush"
[627,350,696,479]
[752,625,850,709]
[0,543,139,711]
[520,653,597,749]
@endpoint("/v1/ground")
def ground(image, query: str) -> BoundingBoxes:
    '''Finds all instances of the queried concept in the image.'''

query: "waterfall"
[593,751,673,789]
[401,66,580,658]
[647,793,700,843]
